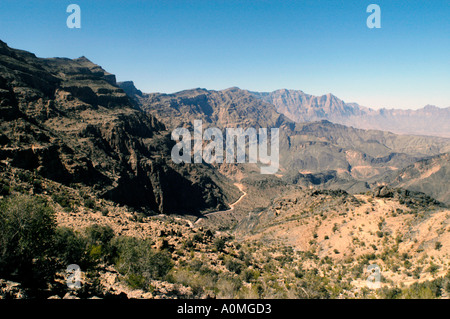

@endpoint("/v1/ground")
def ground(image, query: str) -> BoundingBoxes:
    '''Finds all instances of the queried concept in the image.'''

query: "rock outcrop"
[0,40,238,214]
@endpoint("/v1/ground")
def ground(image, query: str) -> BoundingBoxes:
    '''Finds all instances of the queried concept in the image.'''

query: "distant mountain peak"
[270,88,307,96]
[223,86,242,93]
[251,89,450,138]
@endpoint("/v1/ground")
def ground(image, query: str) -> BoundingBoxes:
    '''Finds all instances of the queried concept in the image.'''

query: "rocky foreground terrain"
[1,41,449,299]
[1,164,449,299]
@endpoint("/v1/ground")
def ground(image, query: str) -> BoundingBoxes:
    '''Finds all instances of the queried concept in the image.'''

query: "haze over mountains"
[1,40,450,300]
[1,38,449,213]
[120,81,450,201]
[253,89,450,138]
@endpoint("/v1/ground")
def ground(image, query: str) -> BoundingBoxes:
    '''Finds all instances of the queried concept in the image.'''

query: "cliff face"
[124,86,286,130]
[0,40,238,214]
[121,82,450,186]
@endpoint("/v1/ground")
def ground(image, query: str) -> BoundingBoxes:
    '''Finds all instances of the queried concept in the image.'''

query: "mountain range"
[1,40,450,300]
[252,89,450,138]
[1,39,449,210]
[120,81,450,202]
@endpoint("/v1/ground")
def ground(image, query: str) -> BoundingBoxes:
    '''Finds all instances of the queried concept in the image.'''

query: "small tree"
[0,195,57,287]
[54,227,89,267]
[113,237,173,290]
[434,241,442,251]
[213,237,226,251]
[85,224,115,263]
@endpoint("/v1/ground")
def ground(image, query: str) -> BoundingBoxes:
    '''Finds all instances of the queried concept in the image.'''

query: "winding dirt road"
[194,183,246,224]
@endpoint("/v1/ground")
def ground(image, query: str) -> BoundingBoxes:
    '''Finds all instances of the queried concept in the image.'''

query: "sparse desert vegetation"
[1,166,449,299]
[1,39,449,300]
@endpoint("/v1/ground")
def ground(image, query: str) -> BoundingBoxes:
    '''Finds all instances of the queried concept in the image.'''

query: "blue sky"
[0,0,449,109]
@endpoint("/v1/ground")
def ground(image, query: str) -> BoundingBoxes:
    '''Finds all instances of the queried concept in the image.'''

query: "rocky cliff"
[121,82,450,188]
[0,40,238,214]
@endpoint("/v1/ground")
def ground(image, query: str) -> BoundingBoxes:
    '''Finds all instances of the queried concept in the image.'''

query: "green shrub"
[54,227,89,267]
[0,195,57,287]
[224,258,243,274]
[242,268,260,283]
[33,179,43,193]
[0,181,10,196]
[85,224,114,248]
[332,224,338,233]
[379,279,445,299]
[379,287,402,299]
[84,198,96,209]
[17,171,32,183]
[89,245,103,261]
[125,273,147,290]
[52,192,72,209]
[189,258,204,272]
[54,224,115,268]
[426,262,440,274]
[213,237,226,251]
[183,239,194,249]
[113,237,173,290]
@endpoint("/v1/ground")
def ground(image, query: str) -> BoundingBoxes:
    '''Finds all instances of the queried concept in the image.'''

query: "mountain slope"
[0,40,239,214]
[122,83,450,185]
[378,152,450,205]
[119,85,286,130]
[253,89,450,138]
[281,120,450,179]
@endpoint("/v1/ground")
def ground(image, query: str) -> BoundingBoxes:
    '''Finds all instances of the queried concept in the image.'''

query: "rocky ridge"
[0,40,239,215]
[252,89,450,138]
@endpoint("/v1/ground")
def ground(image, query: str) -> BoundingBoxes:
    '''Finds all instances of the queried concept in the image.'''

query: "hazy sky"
[0,0,449,109]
